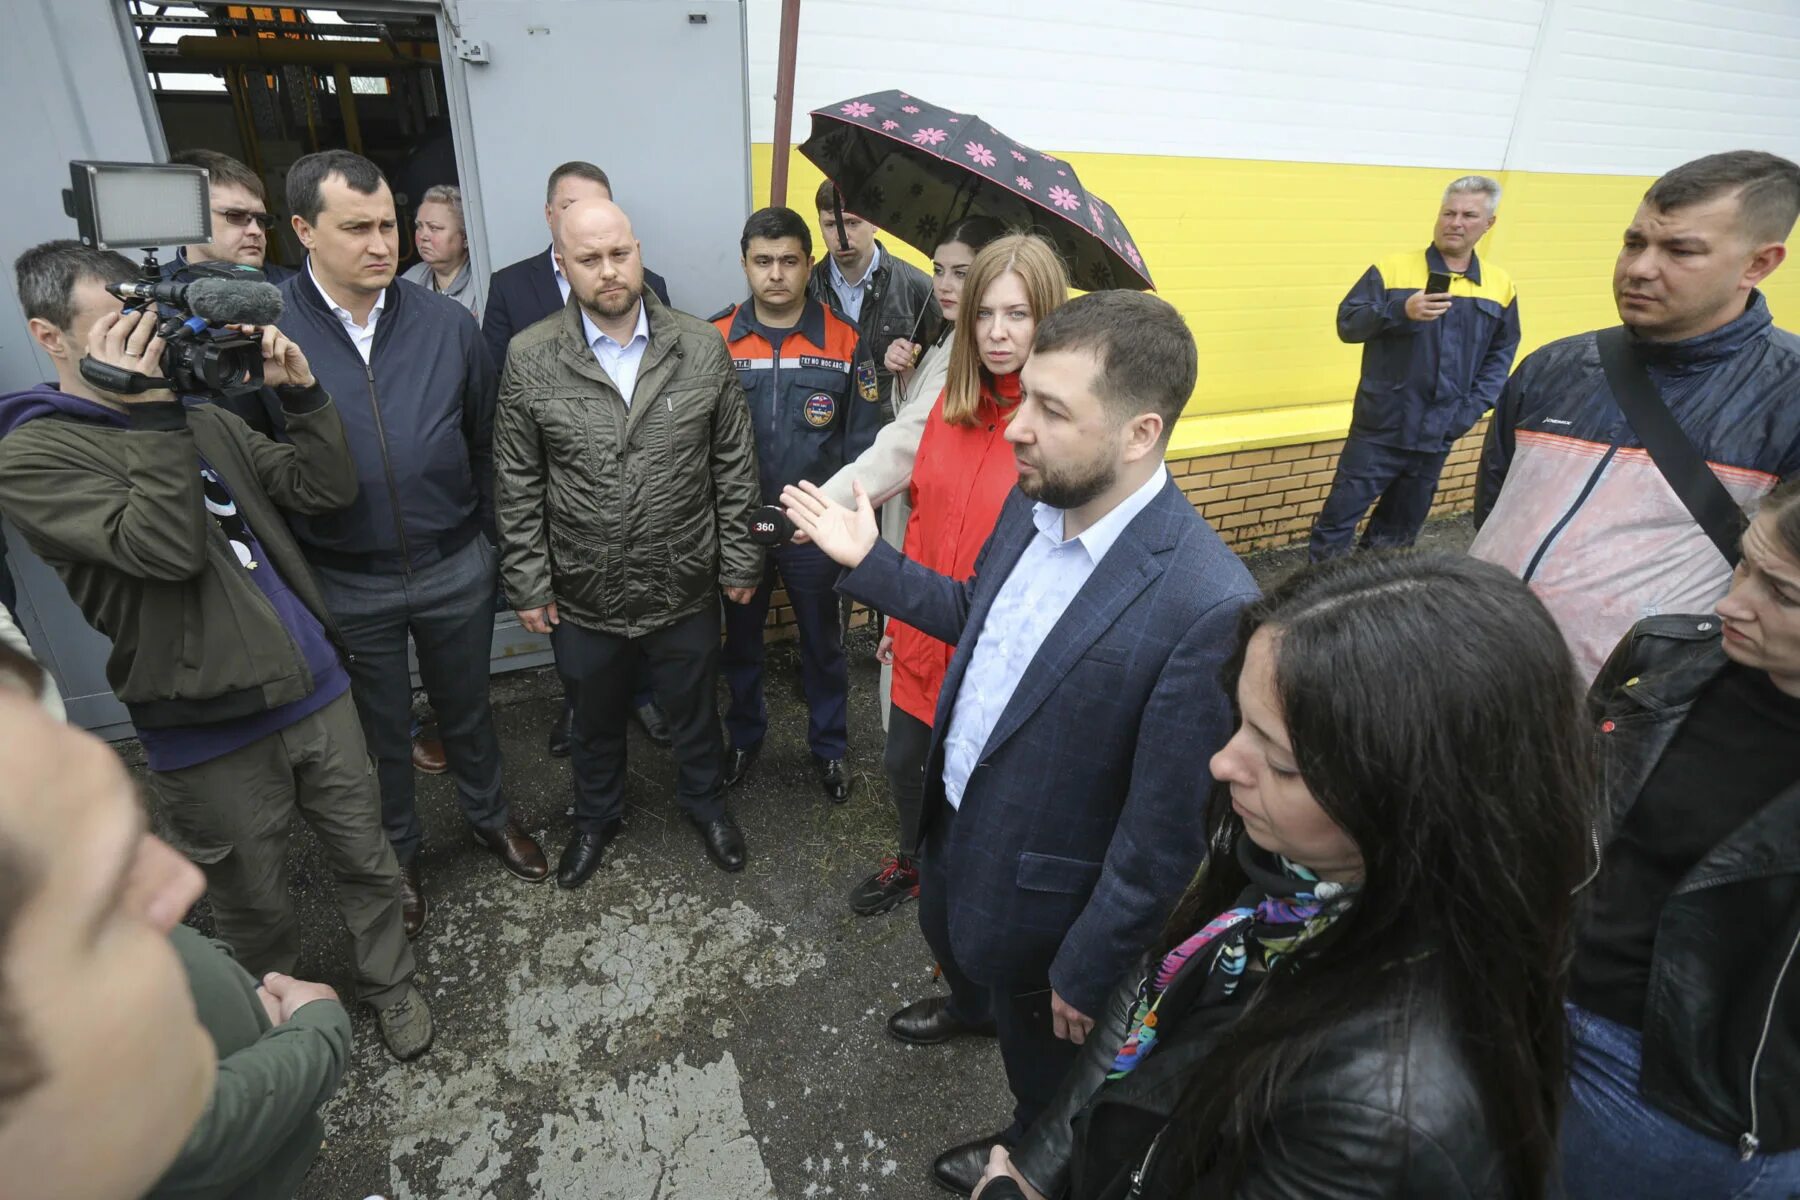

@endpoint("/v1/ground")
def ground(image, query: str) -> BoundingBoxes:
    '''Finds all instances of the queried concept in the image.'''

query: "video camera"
[63,161,284,399]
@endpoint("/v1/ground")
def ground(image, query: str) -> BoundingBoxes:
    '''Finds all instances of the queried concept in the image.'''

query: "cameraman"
[0,240,434,1062]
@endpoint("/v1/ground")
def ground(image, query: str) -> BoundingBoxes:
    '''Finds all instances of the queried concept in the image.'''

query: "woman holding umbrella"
[842,232,1069,927]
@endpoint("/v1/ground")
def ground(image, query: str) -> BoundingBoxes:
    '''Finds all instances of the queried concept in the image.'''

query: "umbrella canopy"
[798,89,1153,292]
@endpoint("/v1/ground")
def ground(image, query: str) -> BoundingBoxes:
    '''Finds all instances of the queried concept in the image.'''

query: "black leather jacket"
[1584,615,1800,1156]
[990,836,1508,1198]
[807,241,936,415]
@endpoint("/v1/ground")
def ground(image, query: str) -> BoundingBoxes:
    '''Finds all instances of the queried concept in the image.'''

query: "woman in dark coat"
[976,551,1595,1200]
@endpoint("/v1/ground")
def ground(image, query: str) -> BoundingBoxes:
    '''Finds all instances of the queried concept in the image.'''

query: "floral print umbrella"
[798,89,1153,291]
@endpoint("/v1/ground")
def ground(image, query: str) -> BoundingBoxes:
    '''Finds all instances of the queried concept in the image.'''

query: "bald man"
[495,200,763,885]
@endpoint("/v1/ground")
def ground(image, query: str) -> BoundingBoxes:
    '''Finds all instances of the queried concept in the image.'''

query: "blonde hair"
[941,233,1069,427]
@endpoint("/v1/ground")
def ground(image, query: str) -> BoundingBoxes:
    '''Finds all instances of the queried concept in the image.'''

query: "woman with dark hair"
[975,551,1594,1199]
[1560,476,1800,1198]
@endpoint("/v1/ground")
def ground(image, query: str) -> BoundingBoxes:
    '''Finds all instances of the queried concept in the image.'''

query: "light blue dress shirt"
[580,301,651,406]
[827,243,882,324]
[941,466,1170,810]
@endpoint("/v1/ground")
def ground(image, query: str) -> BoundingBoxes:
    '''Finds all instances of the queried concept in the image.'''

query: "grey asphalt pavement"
[160,516,1473,1200]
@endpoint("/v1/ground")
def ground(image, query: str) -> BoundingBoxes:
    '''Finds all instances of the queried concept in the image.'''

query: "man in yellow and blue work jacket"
[1309,176,1521,559]
[711,207,882,802]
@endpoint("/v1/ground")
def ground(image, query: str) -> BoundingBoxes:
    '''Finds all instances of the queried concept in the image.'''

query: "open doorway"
[124,2,459,279]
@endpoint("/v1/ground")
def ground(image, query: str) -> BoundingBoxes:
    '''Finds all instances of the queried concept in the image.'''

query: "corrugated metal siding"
[749,0,1800,176]
[1506,0,1800,173]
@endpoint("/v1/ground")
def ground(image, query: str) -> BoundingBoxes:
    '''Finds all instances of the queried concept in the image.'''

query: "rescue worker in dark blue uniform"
[1309,175,1522,559]
[712,207,882,801]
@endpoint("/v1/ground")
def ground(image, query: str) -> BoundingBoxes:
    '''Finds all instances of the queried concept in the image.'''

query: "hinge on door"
[453,37,490,64]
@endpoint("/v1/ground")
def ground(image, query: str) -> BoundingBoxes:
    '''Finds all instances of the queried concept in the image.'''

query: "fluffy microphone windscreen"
[185,277,285,325]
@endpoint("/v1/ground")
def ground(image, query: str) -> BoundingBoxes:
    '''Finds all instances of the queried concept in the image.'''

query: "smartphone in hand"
[1425,270,1454,295]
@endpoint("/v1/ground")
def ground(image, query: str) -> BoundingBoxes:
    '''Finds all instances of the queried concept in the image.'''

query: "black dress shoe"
[556,822,622,889]
[633,700,672,747]
[547,701,573,758]
[398,861,428,938]
[691,812,747,872]
[813,755,851,803]
[932,1132,1012,1196]
[887,995,997,1046]
[724,743,761,789]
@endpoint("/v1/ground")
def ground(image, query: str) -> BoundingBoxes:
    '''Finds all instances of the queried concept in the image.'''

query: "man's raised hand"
[781,480,879,570]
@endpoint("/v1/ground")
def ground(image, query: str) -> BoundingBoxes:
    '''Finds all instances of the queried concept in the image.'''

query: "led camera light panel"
[68,162,211,250]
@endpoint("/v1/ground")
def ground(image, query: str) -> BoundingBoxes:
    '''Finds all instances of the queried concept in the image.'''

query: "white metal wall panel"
[1503,0,1800,174]
[748,0,1545,166]
[749,0,1800,177]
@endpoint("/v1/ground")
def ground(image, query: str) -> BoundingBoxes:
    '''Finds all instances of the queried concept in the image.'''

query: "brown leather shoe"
[411,736,448,774]
[471,819,550,882]
[398,861,428,938]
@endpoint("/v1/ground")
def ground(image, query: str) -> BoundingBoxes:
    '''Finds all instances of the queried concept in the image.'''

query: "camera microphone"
[748,505,796,546]
[111,274,285,326]
[186,276,285,325]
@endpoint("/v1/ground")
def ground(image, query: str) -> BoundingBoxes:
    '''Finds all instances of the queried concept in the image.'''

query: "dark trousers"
[721,541,849,759]
[885,703,932,855]
[552,605,727,830]
[918,804,1082,1142]
[147,692,415,1008]
[557,668,654,714]
[312,536,508,865]
[1307,435,1451,561]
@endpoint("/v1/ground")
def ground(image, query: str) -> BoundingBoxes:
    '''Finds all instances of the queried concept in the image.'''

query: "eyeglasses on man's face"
[213,207,275,231]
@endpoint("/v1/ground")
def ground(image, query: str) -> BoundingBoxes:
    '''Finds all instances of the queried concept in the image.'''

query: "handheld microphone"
[748,505,796,546]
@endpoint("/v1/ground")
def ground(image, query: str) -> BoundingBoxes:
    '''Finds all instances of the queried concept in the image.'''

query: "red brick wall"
[1172,417,1489,551]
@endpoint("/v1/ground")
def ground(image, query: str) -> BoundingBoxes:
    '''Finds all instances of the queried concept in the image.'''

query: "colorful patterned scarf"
[1107,840,1356,1078]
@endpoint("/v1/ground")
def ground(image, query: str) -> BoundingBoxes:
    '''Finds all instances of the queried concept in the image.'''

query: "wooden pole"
[768,0,802,206]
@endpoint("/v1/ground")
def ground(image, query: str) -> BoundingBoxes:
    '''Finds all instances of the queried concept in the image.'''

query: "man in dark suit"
[785,290,1257,1194]
[482,160,670,754]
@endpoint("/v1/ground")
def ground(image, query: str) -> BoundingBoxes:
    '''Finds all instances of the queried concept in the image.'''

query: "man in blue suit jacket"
[480,160,671,753]
[785,290,1257,1194]
[482,160,671,372]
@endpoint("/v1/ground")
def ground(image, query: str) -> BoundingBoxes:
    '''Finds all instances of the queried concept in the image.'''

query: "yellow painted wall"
[752,144,1800,458]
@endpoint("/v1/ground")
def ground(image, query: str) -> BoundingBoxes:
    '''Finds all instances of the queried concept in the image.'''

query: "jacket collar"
[1426,243,1482,286]
[727,296,828,347]
[1629,291,1773,370]
[555,289,680,389]
[290,257,404,323]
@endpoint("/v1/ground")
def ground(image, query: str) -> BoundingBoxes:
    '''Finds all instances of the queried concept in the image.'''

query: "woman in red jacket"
[849,233,1070,917]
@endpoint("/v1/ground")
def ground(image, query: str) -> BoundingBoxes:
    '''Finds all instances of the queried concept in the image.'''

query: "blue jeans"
[1561,1004,1800,1199]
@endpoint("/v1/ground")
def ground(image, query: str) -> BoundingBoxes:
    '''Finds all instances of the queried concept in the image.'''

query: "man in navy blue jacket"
[1310,176,1520,561]
[482,159,671,754]
[265,151,549,938]
[785,290,1257,1194]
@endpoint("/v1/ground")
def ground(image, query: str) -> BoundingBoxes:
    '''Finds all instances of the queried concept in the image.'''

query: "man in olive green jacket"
[149,927,352,1200]
[0,241,431,1060]
[495,200,762,886]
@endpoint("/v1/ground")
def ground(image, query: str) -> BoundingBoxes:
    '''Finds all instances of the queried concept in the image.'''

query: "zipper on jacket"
[1572,820,1604,895]
[1129,1128,1167,1197]
[361,363,413,570]
[1739,920,1800,1160]
[1521,445,1617,583]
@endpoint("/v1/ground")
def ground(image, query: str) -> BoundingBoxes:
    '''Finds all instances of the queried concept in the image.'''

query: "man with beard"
[495,200,762,885]
[783,290,1257,1193]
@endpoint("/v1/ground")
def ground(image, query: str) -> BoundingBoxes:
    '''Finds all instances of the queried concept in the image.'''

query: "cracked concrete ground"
[153,518,1471,1199]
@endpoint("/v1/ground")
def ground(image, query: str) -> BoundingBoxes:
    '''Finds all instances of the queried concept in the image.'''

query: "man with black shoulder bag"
[1472,150,1800,680]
